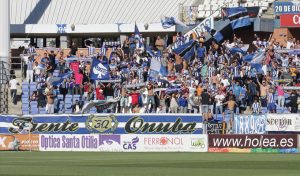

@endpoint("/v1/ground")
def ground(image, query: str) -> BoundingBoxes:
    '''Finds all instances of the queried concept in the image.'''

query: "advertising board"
[274,1,300,14]
[208,134,298,149]
[39,134,208,152]
[266,114,300,132]
[233,115,266,134]
[0,114,203,134]
[0,134,39,151]
[280,14,300,27]
[206,122,226,134]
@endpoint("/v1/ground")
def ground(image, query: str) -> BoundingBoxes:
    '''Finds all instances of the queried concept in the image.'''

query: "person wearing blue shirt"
[178,95,188,113]
[197,42,206,63]
[232,81,242,101]
[129,34,136,56]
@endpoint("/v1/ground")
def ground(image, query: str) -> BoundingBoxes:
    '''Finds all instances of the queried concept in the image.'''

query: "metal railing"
[0,59,11,114]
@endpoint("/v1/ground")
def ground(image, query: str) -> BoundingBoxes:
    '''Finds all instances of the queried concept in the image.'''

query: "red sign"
[280,14,300,27]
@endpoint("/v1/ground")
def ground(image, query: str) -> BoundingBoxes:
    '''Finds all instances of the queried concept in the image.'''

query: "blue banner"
[233,114,266,134]
[90,58,110,80]
[0,114,203,134]
[274,1,300,14]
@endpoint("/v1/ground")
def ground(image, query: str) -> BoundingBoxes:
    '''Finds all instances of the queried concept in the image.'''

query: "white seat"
[204,5,212,11]
[197,11,206,18]
[212,10,221,18]
[205,11,211,17]
[211,5,219,11]
[198,4,205,11]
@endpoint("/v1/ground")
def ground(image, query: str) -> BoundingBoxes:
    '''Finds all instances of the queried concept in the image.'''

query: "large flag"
[172,39,197,57]
[224,7,251,29]
[243,52,265,63]
[182,46,196,61]
[204,26,224,43]
[243,52,265,73]
[134,23,143,48]
[229,47,247,55]
[150,57,167,77]
[161,16,187,29]
[47,72,72,86]
[90,58,110,80]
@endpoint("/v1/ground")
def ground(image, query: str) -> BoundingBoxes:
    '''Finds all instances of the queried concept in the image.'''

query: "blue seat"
[39,108,46,114]
[22,110,29,115]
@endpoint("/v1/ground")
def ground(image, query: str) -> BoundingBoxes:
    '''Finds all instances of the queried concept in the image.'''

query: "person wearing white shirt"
[215,91,225,120]
[220,75,230,87]
[286,38,294,49]
[9,76,19,104]
[261,62,268,76]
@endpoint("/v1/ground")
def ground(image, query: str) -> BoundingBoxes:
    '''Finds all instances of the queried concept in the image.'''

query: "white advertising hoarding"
[39,134,207,152]
[266,114,300,132]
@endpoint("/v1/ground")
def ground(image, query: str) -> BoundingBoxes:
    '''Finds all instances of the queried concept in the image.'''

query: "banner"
[280,14,300,27]
[0,114,203,134]
[184,17,214,38]
[90,58,110,80]
[0,134,39,151]
[206,122,226,134]
[121,134,207,152]
[274,1,300,14]
[234,114,266,134]
[208,147,298,153]
[182,6,198,26]
[208,134,298,149]
[39,134,208,152]
[266,114,300,132]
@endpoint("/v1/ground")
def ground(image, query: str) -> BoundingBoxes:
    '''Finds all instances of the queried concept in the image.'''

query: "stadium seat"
[39,108,47,114]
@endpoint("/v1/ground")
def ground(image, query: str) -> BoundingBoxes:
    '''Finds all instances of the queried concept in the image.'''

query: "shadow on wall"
[23,0,51,24]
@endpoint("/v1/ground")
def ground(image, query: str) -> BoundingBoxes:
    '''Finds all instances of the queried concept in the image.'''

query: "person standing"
[201,89,210,121]
[46,87,55,114]
[26,56,34,82]
[155,36,165,53]
[9,76,19,105]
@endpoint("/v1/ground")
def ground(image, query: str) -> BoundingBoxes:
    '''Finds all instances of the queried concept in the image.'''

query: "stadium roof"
[11,0,195,24]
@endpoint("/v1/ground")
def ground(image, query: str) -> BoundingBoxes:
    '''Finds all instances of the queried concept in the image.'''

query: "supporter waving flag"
[172,39,197,57]
[161,16,187,29]
[90,58,110,80]
[204,26,224,43]
[150,57,167,78]
[224,7,251,29]
[134,23,143,48]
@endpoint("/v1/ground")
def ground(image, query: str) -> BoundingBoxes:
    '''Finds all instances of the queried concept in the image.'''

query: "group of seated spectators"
[19,32,300,119]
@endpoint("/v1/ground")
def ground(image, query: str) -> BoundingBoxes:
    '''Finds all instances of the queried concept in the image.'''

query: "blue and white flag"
[183,46,196,61]
[243,52,265,73]
[230,47,247,55]
[224,7,251,29]
[98,43,106,56]
[134,23,143,48]
[91,58,110,80]
[161,16,187,29]
[204,26,224,43]
[250,52,265,64]
[47,72,72,86]
[172,39,196,57]
[150,57,167,77]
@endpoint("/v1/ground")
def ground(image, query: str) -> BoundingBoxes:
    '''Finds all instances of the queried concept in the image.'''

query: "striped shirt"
[232,66,240,77]
[268,93,275,103]
[252,102,260,114]
[27,47,36,54]
[208,66,215,78]
[88,46,96,56]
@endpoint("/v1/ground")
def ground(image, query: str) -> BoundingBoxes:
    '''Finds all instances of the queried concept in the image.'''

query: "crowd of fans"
[13,31,300,120]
